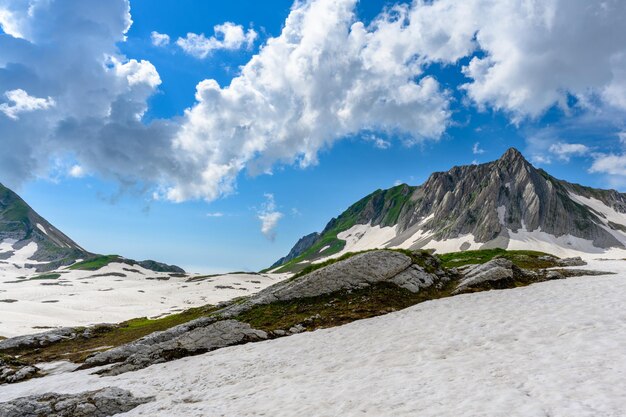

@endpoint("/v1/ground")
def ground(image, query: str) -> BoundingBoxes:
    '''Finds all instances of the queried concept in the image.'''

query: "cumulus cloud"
[151,31,170,47]
[548,142,590,161]
[176,22,257,58]
[472,142,485,155]
[0,89,55,119]
[0,0,180,189]
[257,194,283,241]
[167,0,451,201]
[2,0,626,201]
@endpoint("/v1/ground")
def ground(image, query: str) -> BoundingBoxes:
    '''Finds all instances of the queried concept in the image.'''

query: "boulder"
[0,387,153,417]
[455,258,515,293]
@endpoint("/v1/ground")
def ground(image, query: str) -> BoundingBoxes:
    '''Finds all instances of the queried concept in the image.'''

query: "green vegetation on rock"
[237,281,456,333]
[68,255,121,271]
[437,248,558,269]
[6,305,218,364]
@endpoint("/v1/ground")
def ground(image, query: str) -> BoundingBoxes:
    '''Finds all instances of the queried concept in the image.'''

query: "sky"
[1,0,626,272]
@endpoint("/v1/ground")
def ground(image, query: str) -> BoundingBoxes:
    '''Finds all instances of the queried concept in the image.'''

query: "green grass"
[30,273,61,280]
[237,281,456,333]
[437,248,558,269]
[7,305,218,364]
[273,184,417,273]
[68,255,120,271]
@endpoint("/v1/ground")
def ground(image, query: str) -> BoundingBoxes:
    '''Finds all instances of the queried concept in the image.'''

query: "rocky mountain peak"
[498,147,526,163]
[271,147,626,272]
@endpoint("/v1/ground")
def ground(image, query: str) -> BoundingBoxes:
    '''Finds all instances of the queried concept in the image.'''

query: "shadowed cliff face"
[273,148,626,270]
[0,182,90,265]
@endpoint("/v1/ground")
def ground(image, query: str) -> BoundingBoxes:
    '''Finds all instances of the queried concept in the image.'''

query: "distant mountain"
[272,148,626,272]
[0,182,90,270]
[0,182,183,273]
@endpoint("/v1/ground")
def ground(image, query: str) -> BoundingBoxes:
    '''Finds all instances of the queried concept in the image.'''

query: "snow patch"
[2,266,626,415]
[314,223,397,263]
[0,263,288,338]
[319,245,330,253]
[36,223,49,236]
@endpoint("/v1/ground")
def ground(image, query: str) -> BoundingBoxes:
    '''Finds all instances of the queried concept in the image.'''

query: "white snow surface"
[2,260,625,416]
[35,223,48,236]
[0,258,287,338]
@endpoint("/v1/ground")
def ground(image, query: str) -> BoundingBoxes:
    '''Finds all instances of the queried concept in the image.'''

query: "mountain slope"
[0,183,184,273]
[273,148,626,272]
[0,183,90,270]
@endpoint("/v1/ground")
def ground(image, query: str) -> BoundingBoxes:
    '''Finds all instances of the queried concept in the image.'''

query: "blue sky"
[2,0,626,272]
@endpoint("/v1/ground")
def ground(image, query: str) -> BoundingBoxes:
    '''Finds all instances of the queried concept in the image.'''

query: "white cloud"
[530,154,552,165]
[548,142,589,162]
[167,0,451,201]
[68,164,85,178]
[472,142,485,155]
[2,0,626,202]
[0,89,55,119]
[589,154,626,177]
[364,134,391,149]
[206,212,224,218]
[176,22,257,59]
[618,131,626,145]
[257,194,283,241]
[0,0,174,189]
[151,31,170,47]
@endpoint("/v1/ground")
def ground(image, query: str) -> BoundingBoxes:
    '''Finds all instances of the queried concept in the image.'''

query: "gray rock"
[389,264,439,293]
[0,387,153,417]
[89,320,267,375]
[221,251,418,318]
[545,270,564,280]
[0,362,39,384]
[288,324,305,334]
[556,257,586,267]
[455,258,514,293]
[0,327,77,351]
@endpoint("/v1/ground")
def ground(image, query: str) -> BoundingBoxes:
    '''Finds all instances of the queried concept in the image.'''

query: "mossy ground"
[68,255,120,271]
[6,305,218,364]
[30,273,62,280]
[237,280,457,333]
[437,248,558,269]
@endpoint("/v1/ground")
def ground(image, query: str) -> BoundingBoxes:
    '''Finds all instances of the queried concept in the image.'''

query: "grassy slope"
[68,255,121,271]
[438,248,557,269]
[275,184,416,273]
[8,305,218,364]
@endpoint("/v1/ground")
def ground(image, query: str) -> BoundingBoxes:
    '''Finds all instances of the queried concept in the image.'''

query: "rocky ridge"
[272,148,626,272]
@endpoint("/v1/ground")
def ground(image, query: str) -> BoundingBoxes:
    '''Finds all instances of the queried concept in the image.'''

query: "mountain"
[0,182,183,273]
[0,182,90,270]
[272,148,626,272]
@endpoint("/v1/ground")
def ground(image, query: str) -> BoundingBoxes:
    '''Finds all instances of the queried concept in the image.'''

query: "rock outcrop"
[85,320,267,375]
[0,387,153,417]
[84,250,443,374]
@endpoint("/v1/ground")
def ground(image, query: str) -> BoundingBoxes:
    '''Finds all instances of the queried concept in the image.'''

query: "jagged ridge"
[273,148,626,272]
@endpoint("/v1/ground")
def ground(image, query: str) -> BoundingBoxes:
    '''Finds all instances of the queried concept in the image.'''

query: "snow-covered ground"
[2,259,625,416]
[0,260,287,338]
